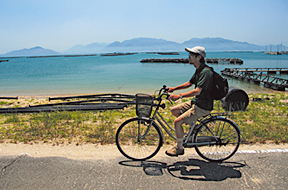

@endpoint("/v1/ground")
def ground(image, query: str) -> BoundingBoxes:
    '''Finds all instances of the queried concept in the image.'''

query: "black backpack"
[208,67,229,100]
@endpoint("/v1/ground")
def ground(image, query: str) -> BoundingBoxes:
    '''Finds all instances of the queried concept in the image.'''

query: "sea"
[0,52,287,96]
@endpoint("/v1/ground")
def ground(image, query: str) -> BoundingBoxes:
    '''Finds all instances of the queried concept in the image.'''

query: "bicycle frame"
[116,85,241,161]
[136,103,177,142]
[141,113,223,148]
[137,86,233,148]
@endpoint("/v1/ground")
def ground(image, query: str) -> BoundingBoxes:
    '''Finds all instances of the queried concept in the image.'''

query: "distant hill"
[63,43,109,54]
[103,37,181,52]
[1,37,268,56]
[182,37,265,51]
[2,46,60,57]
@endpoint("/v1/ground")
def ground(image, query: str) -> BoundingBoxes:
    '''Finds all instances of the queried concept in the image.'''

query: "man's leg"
[165,105,186,157]
[170,105,181,117]
[176,105,211,151]
[175,117,185,150]
[171,105,185,148]
[165,117,185,156]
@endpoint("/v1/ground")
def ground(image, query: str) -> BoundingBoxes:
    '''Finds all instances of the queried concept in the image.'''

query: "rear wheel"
[116,118,162,161]
[194,117,240,162]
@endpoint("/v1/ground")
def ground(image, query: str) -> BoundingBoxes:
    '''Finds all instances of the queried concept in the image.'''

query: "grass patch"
[0,101,13,106]
[0,92,287,145]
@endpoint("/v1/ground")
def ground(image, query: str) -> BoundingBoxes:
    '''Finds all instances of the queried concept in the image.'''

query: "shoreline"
[0,87,284,100]
[0,90,286,109]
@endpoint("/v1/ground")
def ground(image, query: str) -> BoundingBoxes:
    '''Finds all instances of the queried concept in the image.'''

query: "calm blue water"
[0,52,287,96]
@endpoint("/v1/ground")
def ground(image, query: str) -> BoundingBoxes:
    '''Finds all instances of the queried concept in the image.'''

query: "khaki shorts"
[177,101,211,125]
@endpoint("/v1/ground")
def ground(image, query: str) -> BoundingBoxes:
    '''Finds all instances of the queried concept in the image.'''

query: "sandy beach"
[0,94,101,108]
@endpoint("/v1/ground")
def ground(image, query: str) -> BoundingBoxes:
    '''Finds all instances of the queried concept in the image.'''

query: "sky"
[0,0,288,54]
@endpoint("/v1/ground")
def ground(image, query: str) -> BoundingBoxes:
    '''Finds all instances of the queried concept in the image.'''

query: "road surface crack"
[0,153,27,179]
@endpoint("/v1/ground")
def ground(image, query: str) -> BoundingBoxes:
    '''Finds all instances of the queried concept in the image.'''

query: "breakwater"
[100,52,138,56]
[27,54,98,58]
[140,58,243,64]
[141,58,189,63]
[146,52,180,55]
[264,51,288,55]
[0,60,9,63]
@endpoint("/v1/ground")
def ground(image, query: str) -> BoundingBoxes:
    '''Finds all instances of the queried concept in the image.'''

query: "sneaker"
[165,147,184,157]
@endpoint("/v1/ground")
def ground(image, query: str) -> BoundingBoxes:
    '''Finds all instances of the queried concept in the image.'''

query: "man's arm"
[169,87,202,101]
[168,81,192,93]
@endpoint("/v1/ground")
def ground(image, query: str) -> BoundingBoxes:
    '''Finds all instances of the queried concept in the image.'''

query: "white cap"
[185,46,206,58]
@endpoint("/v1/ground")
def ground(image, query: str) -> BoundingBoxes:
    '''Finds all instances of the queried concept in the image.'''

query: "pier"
[221,68,288,91]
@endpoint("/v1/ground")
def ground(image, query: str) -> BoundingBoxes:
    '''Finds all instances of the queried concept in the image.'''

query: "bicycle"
[116,85,241,162]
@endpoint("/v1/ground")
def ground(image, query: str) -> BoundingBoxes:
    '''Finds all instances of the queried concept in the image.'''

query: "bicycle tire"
[116,118,163,161]
[194,117,240,162]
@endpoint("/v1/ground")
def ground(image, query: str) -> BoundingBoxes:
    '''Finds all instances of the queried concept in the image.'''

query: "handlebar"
[156,85,169,99]
[154,85,173,106]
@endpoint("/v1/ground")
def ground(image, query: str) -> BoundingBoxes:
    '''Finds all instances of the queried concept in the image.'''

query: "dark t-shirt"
[189,63,214,110]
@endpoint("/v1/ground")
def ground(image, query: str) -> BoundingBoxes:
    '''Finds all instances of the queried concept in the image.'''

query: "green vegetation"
[0,92,287,145]
[0,101,13,106]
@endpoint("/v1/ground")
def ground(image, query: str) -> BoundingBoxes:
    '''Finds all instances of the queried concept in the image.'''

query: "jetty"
[140,58,243,64]
[221,68,288,91]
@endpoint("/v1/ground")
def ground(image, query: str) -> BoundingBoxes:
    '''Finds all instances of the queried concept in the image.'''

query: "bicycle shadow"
[119,159,246,181]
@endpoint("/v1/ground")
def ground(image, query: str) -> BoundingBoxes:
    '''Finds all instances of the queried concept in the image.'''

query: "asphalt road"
[0,150,287,190]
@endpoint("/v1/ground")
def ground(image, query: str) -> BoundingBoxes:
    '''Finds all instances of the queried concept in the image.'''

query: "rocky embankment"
[140,58,243,64]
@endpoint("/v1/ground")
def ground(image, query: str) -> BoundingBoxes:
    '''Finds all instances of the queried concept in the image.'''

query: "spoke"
[116,118,162,161]
[194,118,240,162]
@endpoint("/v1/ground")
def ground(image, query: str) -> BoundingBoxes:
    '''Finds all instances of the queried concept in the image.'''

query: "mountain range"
[2,46,60,57]
[1,37,269,57]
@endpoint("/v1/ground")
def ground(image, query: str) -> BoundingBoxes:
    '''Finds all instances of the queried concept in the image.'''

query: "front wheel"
[116,118,163,161]
[194,117,240,162]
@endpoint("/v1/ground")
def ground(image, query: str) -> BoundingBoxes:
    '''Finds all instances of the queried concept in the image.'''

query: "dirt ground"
[0,143,287,161]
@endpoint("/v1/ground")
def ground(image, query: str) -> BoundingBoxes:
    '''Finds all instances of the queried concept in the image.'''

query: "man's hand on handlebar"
[168,94,181,101]
[167,87,175,93]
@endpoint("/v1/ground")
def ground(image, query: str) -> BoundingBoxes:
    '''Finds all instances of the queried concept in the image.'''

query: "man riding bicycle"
[166,46,214,157]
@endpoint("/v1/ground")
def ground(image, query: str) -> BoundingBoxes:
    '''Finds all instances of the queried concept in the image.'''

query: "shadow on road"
[119,158,246,181]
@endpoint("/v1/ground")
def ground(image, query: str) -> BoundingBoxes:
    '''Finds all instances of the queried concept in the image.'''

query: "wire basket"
[136,93,154,118]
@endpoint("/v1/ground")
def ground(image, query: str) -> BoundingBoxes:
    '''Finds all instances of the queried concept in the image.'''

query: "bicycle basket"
[136,93,154,117]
